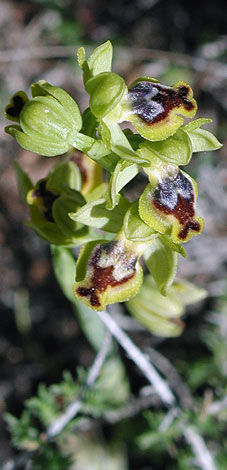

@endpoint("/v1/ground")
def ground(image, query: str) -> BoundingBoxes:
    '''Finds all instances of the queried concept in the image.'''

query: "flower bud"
[5,81,82,156]
[18,161,92,245]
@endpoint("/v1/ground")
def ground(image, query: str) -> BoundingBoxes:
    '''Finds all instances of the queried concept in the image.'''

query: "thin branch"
[158,406,180,432]
[183,426,217,470]
[146,347,193,409]
[95,309,175,406]
[103,392,161,424]
[47,330,112,438]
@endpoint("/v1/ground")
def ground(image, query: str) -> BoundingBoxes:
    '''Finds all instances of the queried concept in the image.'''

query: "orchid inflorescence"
[5,41,222,336]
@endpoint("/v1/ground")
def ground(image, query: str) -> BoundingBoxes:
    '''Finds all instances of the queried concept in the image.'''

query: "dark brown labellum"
[128,82,195,125]
[76,241,137,307]
[153,171,201,240]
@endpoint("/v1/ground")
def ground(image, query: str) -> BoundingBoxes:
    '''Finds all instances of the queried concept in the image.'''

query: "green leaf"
[123,201,157,242]
[185,127,222,152]
[69,196,130,233]
[13,161,33,202]
[106,159,140,209]
[87,40,113,76]
[143,237,178,295]
[139,128,193,166]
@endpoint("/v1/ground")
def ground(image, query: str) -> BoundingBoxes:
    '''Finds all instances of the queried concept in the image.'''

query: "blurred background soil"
[0,0,227,464]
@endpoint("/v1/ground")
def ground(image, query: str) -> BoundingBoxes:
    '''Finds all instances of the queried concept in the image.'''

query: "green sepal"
[46,161,82,193]
[139,127,193,166]
[106,159,140,209]
[87,40,113,76]
[77,41,113,87]
[86,72,126,119]
[69,195,130,233]
[81,108,99,139]
[73,239,143,311]
[123,201,157,242]
[85,183,108,202]
[184,128,222,152]
[126,274,184,337]
[31,80,82,131]
[5,91,28,122]
[172,279,207,305]
[143,237,178,295]
[21,95,76,143]
[13,161,33,203]
[52,194,84,239]
[26,206,69,245]
[5,124,70,157]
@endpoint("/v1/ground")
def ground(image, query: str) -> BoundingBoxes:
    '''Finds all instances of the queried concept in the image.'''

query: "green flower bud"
[15,161,95,246]
[5,81,82,156]
[86,72,126,119]
[73,234,145,310]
